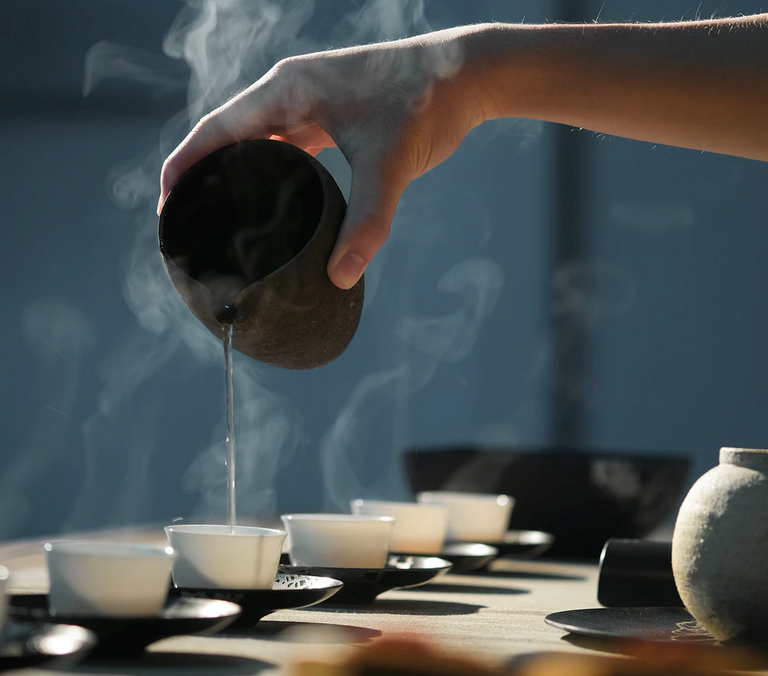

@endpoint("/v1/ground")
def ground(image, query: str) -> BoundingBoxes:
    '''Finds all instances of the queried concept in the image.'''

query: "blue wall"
[1,0,766,539]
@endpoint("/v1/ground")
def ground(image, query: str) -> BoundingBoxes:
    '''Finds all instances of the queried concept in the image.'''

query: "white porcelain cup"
[416,491,515,543]
[165,524,286,589]
[350,499,448,554]
[281,514,395,568]
[45,542,173,617]
[0,566,9,634]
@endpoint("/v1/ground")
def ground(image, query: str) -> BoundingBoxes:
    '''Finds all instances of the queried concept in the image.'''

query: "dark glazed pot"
[158,139,364,369]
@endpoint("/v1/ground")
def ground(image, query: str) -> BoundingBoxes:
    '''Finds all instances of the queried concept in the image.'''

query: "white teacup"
[416,491,514,543]
[165,524,286,589]
[45,542,173,617]
[350,499,448,554]
[281,514,395,568]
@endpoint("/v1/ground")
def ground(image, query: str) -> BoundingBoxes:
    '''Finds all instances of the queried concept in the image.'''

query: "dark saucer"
[9,594,240,658]
[0,620,95,672]
[169,573,343,628]
[489,530,555,559]
[428,544,499,574]
[545,607,715,643]
[280,554,452,604]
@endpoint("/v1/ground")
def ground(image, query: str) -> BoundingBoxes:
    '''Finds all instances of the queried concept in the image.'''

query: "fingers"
[327,162,407,290]
[158,108,261,214]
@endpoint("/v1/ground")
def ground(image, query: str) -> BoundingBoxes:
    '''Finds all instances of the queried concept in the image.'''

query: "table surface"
[0,530,687,675]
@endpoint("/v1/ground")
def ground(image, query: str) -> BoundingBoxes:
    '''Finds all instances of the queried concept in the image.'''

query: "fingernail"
[156,194,163,216]
[333,251,367,289]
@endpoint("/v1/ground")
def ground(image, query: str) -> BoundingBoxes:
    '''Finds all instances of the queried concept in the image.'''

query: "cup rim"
[164,524,286,537]
[350,499,447,513]
[417,491,513,506]
[44,541,174,558]
[281,513,395,523]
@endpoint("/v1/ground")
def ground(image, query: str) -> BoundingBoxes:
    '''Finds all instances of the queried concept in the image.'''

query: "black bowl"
[404,447,691,558]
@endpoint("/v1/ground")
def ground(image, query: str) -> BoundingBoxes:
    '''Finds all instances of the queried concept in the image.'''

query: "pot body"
[672,447,768,641]
[159,139,364,369]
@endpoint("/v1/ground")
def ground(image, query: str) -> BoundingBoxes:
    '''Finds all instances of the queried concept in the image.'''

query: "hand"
[158,29,485,289]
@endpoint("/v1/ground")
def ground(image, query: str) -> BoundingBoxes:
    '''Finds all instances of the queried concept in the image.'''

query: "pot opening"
[161,140,324,315]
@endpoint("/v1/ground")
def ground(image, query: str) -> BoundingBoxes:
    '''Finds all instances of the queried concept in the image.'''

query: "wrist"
[448,22,581,124]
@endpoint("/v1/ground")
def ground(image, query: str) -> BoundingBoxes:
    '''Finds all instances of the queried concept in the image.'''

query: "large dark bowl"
[403,447,691,559]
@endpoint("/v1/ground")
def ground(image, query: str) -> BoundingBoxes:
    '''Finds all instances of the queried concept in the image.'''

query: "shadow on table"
[402,582,529,596]
[61,651,275,675]
[221,620,381,644]
[309,599,485,616]
[559,634,768,671]
[484,569,586,582]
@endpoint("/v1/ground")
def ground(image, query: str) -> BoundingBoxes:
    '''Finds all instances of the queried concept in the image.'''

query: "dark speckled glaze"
[159,139,364,370]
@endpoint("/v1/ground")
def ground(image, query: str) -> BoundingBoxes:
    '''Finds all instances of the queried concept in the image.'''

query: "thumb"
[327,162,405,290]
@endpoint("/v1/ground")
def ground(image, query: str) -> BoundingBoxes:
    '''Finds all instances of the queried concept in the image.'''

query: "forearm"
[449,16,768,161]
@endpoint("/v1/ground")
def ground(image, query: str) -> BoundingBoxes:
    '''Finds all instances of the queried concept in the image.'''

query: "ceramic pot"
[158,139,364,369]
[672,447,768,641]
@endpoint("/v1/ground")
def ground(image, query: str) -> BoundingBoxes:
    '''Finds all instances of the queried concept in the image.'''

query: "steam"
[0,301,96,538]
[83,41,187,98]
[535,260,637,406]
[162,0,317,124]
[75,0,495,526]
[183,358,305,519]
[320,258,503,510]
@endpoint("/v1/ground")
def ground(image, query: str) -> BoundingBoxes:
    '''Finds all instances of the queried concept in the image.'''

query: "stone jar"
[672,447,768,642]
[159,139,364,370]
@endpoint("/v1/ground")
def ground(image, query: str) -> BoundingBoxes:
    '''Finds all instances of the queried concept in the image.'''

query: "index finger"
[157,103,266,214]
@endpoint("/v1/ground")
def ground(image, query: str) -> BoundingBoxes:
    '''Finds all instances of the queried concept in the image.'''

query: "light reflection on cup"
[350,500,447,554]
[281,514,394,568]
[416,491,515,543]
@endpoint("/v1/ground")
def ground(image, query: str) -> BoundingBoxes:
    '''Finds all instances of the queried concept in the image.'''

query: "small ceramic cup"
[349,499,448,554]
[281,514,395,568]
[165,524,286,589]
[416,491,515,543]
[45,542,173,617]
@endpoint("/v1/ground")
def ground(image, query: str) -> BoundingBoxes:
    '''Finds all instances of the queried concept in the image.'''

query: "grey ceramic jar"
[159,139,364,370]
[672,447,768,642]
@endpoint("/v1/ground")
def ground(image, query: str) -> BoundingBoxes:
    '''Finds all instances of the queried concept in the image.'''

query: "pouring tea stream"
[159,140,364,526]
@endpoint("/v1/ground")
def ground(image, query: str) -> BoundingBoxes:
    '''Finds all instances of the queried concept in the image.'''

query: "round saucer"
[280,554,452,604]
[545,607,715,643]
[458,530,554,560]
[169,573,344,627]
[9,594,240,658]
[419,544,499,574]
[0,620,95,672]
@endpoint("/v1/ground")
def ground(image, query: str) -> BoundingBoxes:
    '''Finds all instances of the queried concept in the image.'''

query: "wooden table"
[0,530,607,674]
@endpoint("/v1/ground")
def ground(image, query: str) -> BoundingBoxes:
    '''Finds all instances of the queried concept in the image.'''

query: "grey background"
[2,0,767,540]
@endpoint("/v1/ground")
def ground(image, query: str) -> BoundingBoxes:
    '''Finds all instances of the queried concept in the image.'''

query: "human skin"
[158,16,768,290]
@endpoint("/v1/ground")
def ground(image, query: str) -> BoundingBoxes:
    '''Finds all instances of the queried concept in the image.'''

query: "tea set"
[0,490,524,664]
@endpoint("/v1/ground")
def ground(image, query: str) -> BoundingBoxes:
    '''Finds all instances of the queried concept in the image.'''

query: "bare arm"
[159,16,768,289]
[463,15,768,161]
